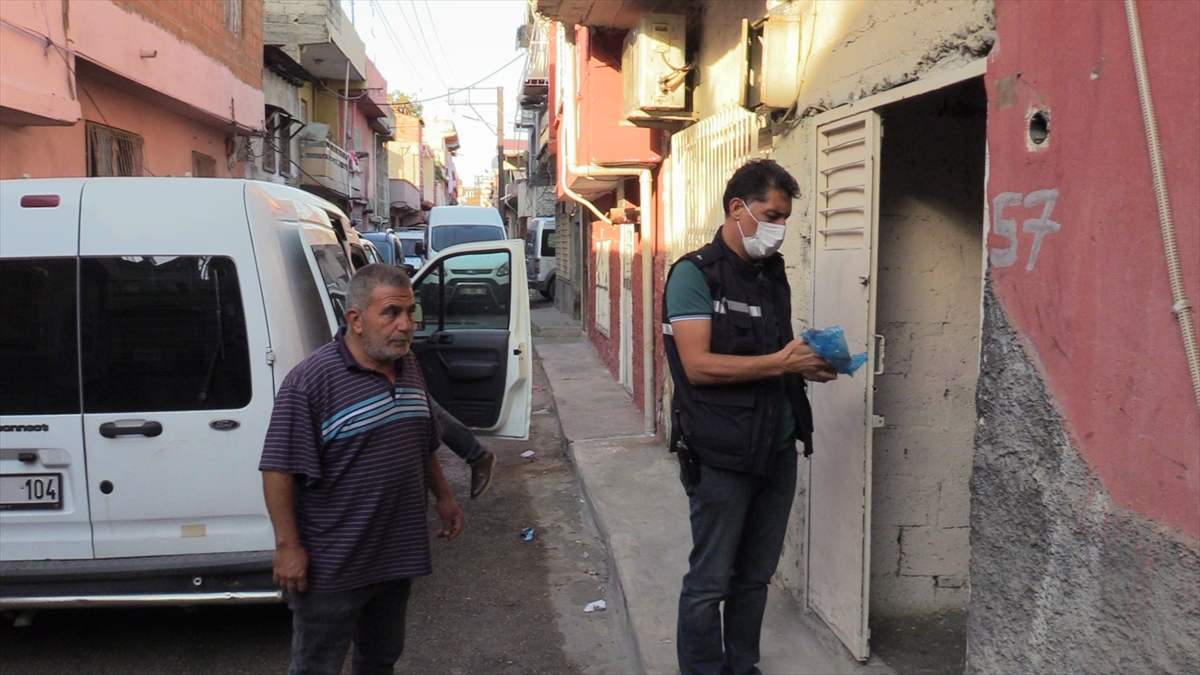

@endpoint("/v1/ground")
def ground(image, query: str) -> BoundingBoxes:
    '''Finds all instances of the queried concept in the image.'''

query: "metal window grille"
[667,106,763,263]
[86,122,145,177]
[263,113,277,174]
[192,151,216,178]
[224,0,242,33]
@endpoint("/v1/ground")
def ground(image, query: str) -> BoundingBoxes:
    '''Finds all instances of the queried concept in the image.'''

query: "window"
[303,226,353,327]
[400,238,419,258]
[541,230,557,257]
[192,151,217,178]
[431,225,505,253]
[0,259,80,415]
[415,250,511,334]
[79,256,251,413]
[86,122,144,177]
[223,0,242,33]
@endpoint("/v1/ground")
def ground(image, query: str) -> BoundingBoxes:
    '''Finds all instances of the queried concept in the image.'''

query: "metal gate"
[667,106,763,264]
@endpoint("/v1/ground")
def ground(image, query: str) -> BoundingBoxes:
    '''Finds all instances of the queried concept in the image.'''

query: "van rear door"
[0,180,92,561]
[78,179,275,558]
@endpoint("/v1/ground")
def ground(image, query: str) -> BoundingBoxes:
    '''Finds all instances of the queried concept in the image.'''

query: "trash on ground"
[520,450,536,459]
[584,599,607,613]
[533,385,545,392]
[801,326,869,376]
[521,526,535,541]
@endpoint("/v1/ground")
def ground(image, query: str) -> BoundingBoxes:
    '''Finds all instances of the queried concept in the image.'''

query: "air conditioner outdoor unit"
[622,14,694,127]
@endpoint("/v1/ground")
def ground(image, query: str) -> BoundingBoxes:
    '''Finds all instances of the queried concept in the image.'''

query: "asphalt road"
[0,304,628,675]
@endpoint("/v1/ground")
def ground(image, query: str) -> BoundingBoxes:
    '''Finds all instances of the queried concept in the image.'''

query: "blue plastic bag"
[801,326,868,376]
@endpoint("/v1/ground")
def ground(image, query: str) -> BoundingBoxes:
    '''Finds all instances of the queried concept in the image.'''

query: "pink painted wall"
[986,0,1200,538]
[70,0,261,131]
[0,0,80,126]
[1,74,235,179]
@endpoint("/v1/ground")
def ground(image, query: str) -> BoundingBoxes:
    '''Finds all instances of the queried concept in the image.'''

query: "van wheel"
[541,275,556,301]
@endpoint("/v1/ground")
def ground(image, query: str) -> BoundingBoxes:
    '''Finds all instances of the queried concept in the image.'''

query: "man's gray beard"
[362,330,407,362]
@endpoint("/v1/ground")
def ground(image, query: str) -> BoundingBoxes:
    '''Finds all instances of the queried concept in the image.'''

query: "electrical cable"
[407,54,524,104]
[367,0,441,95]
[399,0,453,90]
[421,0,461,82]
[1124,0,1200,409]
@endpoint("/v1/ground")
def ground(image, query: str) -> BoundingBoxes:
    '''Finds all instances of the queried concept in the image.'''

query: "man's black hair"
[721,158,800,216]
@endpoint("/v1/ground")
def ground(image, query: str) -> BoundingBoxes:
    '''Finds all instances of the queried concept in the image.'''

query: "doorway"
[868,79,986,671]
[806,73,987,670]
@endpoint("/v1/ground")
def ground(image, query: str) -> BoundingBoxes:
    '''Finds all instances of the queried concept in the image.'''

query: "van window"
[304,228,354,327]
[79,256,251,413]
[524,231,536,256]
[400,238,419,258]
[431,225,505,252]
[0,259,80,415]
[541,230,556,257]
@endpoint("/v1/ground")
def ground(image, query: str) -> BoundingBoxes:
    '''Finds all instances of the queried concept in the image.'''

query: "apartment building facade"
[1,0,264,180]
[533,0,1199,671]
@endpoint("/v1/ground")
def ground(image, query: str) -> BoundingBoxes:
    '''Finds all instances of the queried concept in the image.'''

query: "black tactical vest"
[663,234,814,475]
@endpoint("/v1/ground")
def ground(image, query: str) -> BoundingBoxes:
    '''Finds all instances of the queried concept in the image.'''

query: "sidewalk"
[532,306,892,675]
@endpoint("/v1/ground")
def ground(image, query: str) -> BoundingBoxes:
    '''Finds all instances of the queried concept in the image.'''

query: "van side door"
[78,180,276,559]
[410,240,532,439]
[0,180,92,561]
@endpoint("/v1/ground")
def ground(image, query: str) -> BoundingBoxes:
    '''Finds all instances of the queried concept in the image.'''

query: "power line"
[408,53,524,104]
[395,0,451,90]
[367,0,439,96]
[420,0,460,82]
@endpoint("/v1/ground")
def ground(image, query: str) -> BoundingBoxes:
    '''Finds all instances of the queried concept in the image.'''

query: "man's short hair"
[347,263,412,313]
[722,159,800,216]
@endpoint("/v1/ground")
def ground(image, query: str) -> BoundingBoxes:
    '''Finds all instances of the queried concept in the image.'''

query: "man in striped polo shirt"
[260,263,463,675]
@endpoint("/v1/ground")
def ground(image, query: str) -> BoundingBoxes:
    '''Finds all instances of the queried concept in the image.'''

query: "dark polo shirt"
[259,327,441,592]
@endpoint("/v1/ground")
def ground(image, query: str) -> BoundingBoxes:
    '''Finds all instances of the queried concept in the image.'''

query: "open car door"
[410,239,532,440]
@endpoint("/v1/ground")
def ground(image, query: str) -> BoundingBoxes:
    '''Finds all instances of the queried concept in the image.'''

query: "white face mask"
[735,198,786,259]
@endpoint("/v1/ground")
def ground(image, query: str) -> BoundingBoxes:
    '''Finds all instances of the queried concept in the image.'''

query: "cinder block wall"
[869,83,985,616]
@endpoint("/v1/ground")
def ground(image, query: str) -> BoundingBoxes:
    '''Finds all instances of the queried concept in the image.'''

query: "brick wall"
[113,0,263,88]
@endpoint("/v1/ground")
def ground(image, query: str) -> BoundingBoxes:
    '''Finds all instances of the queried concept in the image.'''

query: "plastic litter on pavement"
[520,450,537,459]
[521,526,535,541]
[583,599,607,613]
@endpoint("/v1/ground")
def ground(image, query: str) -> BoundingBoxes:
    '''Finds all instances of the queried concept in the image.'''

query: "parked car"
[425,206,507,262]
[0,178,531,611]
[396,229,426,273]
[524,217,557,300]
[361,238,383,265]
[360,231,404,267]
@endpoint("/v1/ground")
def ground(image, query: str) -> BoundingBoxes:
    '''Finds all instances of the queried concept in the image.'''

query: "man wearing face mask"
[663,159,837,675]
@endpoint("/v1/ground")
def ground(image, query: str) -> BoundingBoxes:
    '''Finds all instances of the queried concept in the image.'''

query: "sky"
[341,0,529,184]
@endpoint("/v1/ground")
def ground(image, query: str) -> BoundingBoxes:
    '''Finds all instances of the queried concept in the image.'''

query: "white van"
[524,217,557,300]
[0,178,530,610]
[425,206,507,263]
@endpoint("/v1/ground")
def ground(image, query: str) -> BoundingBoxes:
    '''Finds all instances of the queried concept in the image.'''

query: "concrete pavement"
[532,305,892,675]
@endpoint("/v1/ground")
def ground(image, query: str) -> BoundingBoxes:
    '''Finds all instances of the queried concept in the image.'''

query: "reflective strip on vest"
[714,299,763,317]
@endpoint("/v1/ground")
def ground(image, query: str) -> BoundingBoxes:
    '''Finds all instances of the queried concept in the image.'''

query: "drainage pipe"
[1125,0,1200,409]
[559,27,657,435]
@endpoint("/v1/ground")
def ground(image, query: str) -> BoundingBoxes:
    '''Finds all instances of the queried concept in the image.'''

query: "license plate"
[0,473,63,510]
[460,287,487,296]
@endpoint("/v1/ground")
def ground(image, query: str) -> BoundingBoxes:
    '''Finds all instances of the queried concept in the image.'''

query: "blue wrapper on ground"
[800,326,869,376]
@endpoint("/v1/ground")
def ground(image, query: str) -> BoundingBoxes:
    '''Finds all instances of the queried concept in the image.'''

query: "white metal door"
[619,222,635,392]
[79,180,276,559]
[807,111,882,661]
[0,180,93,561]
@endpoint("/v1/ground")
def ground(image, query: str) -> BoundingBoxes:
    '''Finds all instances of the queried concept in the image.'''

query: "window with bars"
[192,151,217,178]
[86,122,145,177]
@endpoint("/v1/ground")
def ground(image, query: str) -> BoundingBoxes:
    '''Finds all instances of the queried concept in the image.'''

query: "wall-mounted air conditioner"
[744,14,805,111]
[622,14,695,128]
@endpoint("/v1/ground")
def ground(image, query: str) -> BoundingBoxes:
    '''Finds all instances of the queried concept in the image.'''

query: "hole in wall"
[1028,110,1050,145]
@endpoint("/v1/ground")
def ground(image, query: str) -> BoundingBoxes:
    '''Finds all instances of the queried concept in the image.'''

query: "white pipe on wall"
[559,26,657,435]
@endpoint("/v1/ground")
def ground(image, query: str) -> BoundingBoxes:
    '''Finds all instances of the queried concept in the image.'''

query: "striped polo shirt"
[259,327,441,592]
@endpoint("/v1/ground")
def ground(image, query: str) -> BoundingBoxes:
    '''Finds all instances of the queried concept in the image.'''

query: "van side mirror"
[415,242,426,256]
[404,263,416,277]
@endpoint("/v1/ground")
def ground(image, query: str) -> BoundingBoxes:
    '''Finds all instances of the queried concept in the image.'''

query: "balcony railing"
[520,18,550,109]
[300,138,351,198]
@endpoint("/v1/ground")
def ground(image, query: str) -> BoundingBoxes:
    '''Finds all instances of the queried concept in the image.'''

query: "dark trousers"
[285,578,413,675]
[677,448,798,675]
[430,399,487,464]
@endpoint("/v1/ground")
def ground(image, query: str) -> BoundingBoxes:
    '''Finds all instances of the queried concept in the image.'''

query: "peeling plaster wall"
[870,81,986,616]
[968,283,1200,674]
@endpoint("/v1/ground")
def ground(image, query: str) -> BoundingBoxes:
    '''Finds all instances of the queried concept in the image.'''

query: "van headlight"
[497,261,510,277]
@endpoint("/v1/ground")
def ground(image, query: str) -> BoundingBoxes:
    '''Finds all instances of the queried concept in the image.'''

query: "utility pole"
[496,86,505,213]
